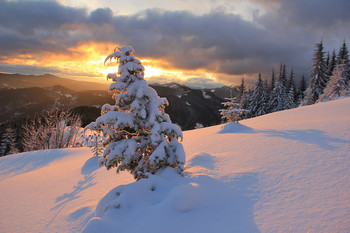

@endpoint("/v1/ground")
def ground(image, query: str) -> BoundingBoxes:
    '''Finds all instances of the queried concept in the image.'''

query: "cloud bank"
[0,0,349,86]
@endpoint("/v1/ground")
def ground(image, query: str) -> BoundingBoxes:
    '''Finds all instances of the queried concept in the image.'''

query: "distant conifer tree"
[302,41,329,105]
[270,68,276,93]
[296,74,307,105]
[220,97,248,123]
[248,74,269,117]
[237,78,246,103]
[269,63,287,112]
[319,62,349,101]
[329,50,337,75]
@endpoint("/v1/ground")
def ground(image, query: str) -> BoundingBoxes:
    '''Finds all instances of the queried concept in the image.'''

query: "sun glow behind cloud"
[1,40,228,87]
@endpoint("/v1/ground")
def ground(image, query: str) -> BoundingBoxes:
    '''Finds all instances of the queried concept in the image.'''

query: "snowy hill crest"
[1,98,350,232]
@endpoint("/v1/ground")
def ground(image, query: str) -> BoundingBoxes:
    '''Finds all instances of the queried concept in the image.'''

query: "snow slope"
[1,98,350,233]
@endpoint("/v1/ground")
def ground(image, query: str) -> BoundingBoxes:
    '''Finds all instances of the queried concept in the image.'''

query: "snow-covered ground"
[1,98,350,233]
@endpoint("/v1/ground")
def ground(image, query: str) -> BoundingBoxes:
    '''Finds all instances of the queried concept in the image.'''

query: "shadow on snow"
[0,149,74,179]
[217,122,349,150]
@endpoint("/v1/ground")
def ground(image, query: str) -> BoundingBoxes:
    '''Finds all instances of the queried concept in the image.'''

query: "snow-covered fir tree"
[220,97,249,123]
[86,46,185,180]
[287,68,296,92]
[329,50,337,75]
[337,41,350,65]
[296,74,307,105]
[326,52,330,69]
[0,132,9,156]
[240,88,253,113]
[302,41,329,105]
[248,74,269,117]
[269,68,276,93]
[286,85,296,109]
[269,63,287,112]
[286,68,297,108]
[237,78,246,103]
[318,41,350,102]
[0,135,6,156]
[0,127,18,156]
[336,41,350,81]
[319,62,349,101]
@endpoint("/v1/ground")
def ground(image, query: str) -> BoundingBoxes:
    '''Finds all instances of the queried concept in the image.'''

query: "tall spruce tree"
[237,78,246,103]
[269,63,287,112]
[0,127,18,156]
[86,46,185,180]
[288,68,298,105]
[240,89,251,111]
[270,68,276,93]
[297,74,307,105]
[337,41,350,65]
[287,68,296,91]
[336,41,350,81]
[248,74,269,117]
[286,85,296,109]
[326,52,330,70]
[302,41,329,105]
[329,50,337,75]
[0,131,10,156]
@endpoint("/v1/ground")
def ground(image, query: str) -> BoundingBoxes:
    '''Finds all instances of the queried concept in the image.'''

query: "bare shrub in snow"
[86,46,185,180]
[22,107,81,151]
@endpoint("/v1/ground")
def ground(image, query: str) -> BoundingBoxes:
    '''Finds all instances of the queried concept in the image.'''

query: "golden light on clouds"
[1,41,227,87]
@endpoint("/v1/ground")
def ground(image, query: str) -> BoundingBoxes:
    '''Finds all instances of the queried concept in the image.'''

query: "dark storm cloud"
[0,0,88,55]
[103,9,311,79]
[0,0,86,32]
[278,0,350,28]
[89,8,114,25]
[0,0,349,84]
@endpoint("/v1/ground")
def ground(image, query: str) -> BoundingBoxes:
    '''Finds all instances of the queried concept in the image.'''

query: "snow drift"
[1,98,350,233]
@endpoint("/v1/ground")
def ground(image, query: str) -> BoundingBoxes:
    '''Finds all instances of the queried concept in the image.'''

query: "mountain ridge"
[0,74,229,130]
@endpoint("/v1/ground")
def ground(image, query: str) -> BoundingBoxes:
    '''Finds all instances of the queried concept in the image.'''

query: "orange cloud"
[1,41,234,87]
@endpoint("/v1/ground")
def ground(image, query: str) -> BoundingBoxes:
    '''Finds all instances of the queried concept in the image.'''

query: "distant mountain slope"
[0,81,224,130]
[205,85,239,100]
[0,73,108,91]
[1,98,349,233]
[0,85,113,123]
[151,83,223,129]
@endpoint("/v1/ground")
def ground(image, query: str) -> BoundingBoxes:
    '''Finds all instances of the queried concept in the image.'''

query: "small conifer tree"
[220,97,248,123]
[194,123,204,129]
[84,130,104,157]
[86,46,185,180]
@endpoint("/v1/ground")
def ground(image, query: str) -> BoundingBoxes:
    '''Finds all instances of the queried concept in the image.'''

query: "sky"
[0,0,349,88]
